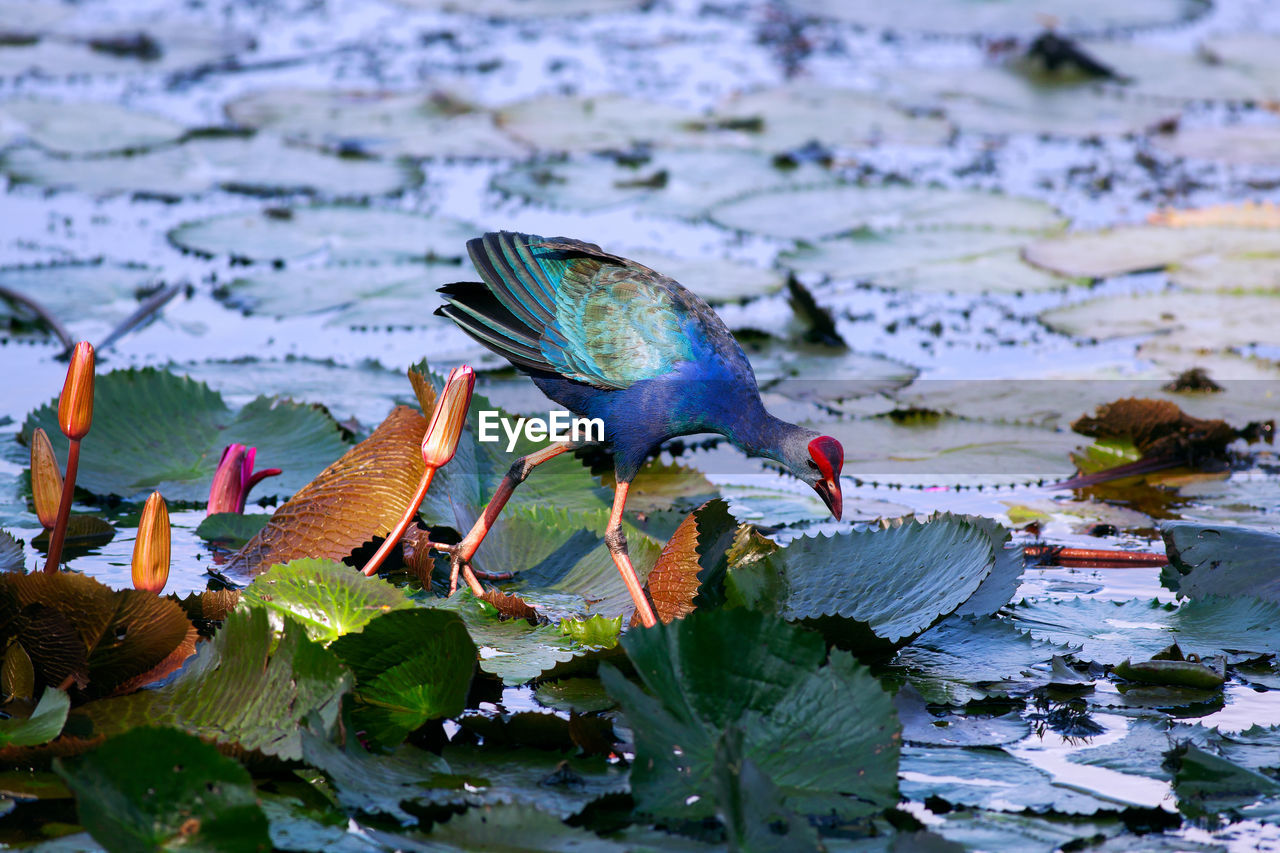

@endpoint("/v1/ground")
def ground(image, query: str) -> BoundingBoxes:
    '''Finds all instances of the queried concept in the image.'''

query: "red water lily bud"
[29,427,63,529]
[131,491,170,594]
[207,444,281,515]
[58,341,95,441]
[421,365,475,469]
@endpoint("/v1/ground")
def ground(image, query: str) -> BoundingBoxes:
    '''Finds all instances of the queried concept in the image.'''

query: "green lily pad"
[934,811,1127,853]
[0,688,67,748]
[893,614,1075,705]
[1069,718,1177,781]
[1170,742,1280,822]
[743,340,919,400]
[1090,39,1280,103]
[1114,655,1226,689]
[621,249,786,304]
[780,228,1037,282]
[78,607,351,761]
[216,263,462,327]
[1168,254,1280,293]
[226,88,527,159]
[299,731,447,825]
[600,608,899,822]
[711,184,1063,241]
[784,0,1207,36]
[496,94,711,154]
[0,99,185,155]
[901,746,1121,814]
[0,261,157,335]
[430,592,604,685]
[1039,291,1280,349]
[810,414,1079,488]
[1177,472,1280,531]
[0,530,24,573]
[895,684,1028,747]
[391,0,643,15]
[418,804,624,852]
[330,608,476,750]
[240,558,414,645]
[54,727,270,852]
[1,134,421,197]
[885,66,1179,137]
[419,744,628,818]
[1154,125,1280,166]
[21,366,351,502]
[1010,596,1280,665]
[729,514,998,652]
[1163,522,1280,602]
[0,24,250,78]
[1024,225,1280,279]
[714,82,952,150]
[491,148,827,218]
[168,206,477,264]
[260,794,384,853]
[194,512,270,549]
[954,514,1023,618]
[532,677,616,714]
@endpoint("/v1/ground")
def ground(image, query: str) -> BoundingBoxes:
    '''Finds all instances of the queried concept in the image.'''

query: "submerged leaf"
[55,727,270,852]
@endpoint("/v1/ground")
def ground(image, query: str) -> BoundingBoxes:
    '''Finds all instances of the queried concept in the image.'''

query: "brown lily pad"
[634,500,737,626]
[1072,398,1256,460]
[221,406,428,578]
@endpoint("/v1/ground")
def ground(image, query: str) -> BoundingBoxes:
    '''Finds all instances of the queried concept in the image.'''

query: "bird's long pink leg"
[447,441,574,594]
[606,481,658,629]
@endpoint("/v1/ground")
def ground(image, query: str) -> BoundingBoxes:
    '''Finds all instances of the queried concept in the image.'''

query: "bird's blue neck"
[722,398,812,465]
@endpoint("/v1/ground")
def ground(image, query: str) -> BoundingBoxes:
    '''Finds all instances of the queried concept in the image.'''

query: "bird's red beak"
[808,436,844,521]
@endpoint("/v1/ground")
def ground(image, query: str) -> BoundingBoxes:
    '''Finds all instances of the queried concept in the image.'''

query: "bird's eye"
[806,459,819,470]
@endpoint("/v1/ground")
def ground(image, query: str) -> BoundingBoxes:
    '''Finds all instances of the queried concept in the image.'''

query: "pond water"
[3,0,1280,849]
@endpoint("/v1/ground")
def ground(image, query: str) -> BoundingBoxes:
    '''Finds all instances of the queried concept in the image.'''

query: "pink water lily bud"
[207,443,282,515]
[132,491,170,594]
[421,365,475,469]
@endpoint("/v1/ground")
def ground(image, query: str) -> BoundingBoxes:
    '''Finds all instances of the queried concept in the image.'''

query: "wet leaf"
[1163,522,1280,602]
[1170,742,1280,822]
[728,514,997,651]
[934,811,1126,853]
[953,514,1023,618]
[79,607,351,761]
[226,88,526,159]
[21,367,350,503]
[169,206,477,264]
[533,678,615,714]
[622,249,787,304]
[240,558,414,644]
[711,184,1063,241]
[0,22,249,77]
[639,500,736,625]
[300,731,447,825]
[0,571,197,699]
[1114,656,1226,689]
[0,531,22,572]
[0,99,185,155]
[1010,596,1280,665]
[0,261,158,336]
[0,688,68,747]
[1155,126,1280,166]
[496,94,711,153]
[417,803,623,851]
[600,608,899,822]
[1069,718,1177,781]
[1,134,420,197]
[221,405,425,578]
[1041,291,1280,351]
[55,726,270,852]
[901,746,1120,814]
[195,512,269,549]
[1025,225,1279,280]
[330,608,476,750]
[895,684,1028,747]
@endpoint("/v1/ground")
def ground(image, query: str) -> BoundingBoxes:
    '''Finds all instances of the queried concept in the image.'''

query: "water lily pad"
[0,24,251,78]
[1069,718,1175,781]
[0,99,185,155]
[240,558,414,644]
[169,206,477,264]
[1170,743,1280,822]
[885,66,1178,137]
[0,262,157,334]
[901,746,1120,814]
[1167,254,1280,293]
[1010,596,1280,664]
[785,0,1207,37]
[221,405,426,578]
[225,88,526,159]
[1086,41,1280,103]
[299,731,447,825]
[1163,522,1280,603]
[0,688,67,748]
[621,249,786,304]
[496,94,711,153]
[1024,226,1280,280]
[934,811,1128,853]
[54,727,270,852]
[217,263,460,327]
[895,684,1028,747]
[894,614,1074,705]
[812,414,1079,488]
[1039,291,1280,349]
[600,608,899,822]
[390,0,642,16]
[330,608,476,750]
[419,804,624,852]
[744,340,919,400]
[711,184,1063,241]
[491,148,827,218]
[79,607,351,761]
[532,678,615,714]
[21,367,350,503]
[1154,125,1280,166]
[715,82,952,150]
[781,228,1037,282]
[2,134,421,197]
[194,512,269,548]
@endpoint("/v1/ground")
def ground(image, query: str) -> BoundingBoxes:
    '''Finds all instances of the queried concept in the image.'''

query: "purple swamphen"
[437,232,844,627]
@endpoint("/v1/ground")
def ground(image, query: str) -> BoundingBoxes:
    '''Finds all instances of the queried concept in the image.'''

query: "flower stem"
[361,466,435,577]
[43,438,81,572]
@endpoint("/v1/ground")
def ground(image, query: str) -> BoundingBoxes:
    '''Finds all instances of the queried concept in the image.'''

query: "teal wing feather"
[449,232,700,390]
